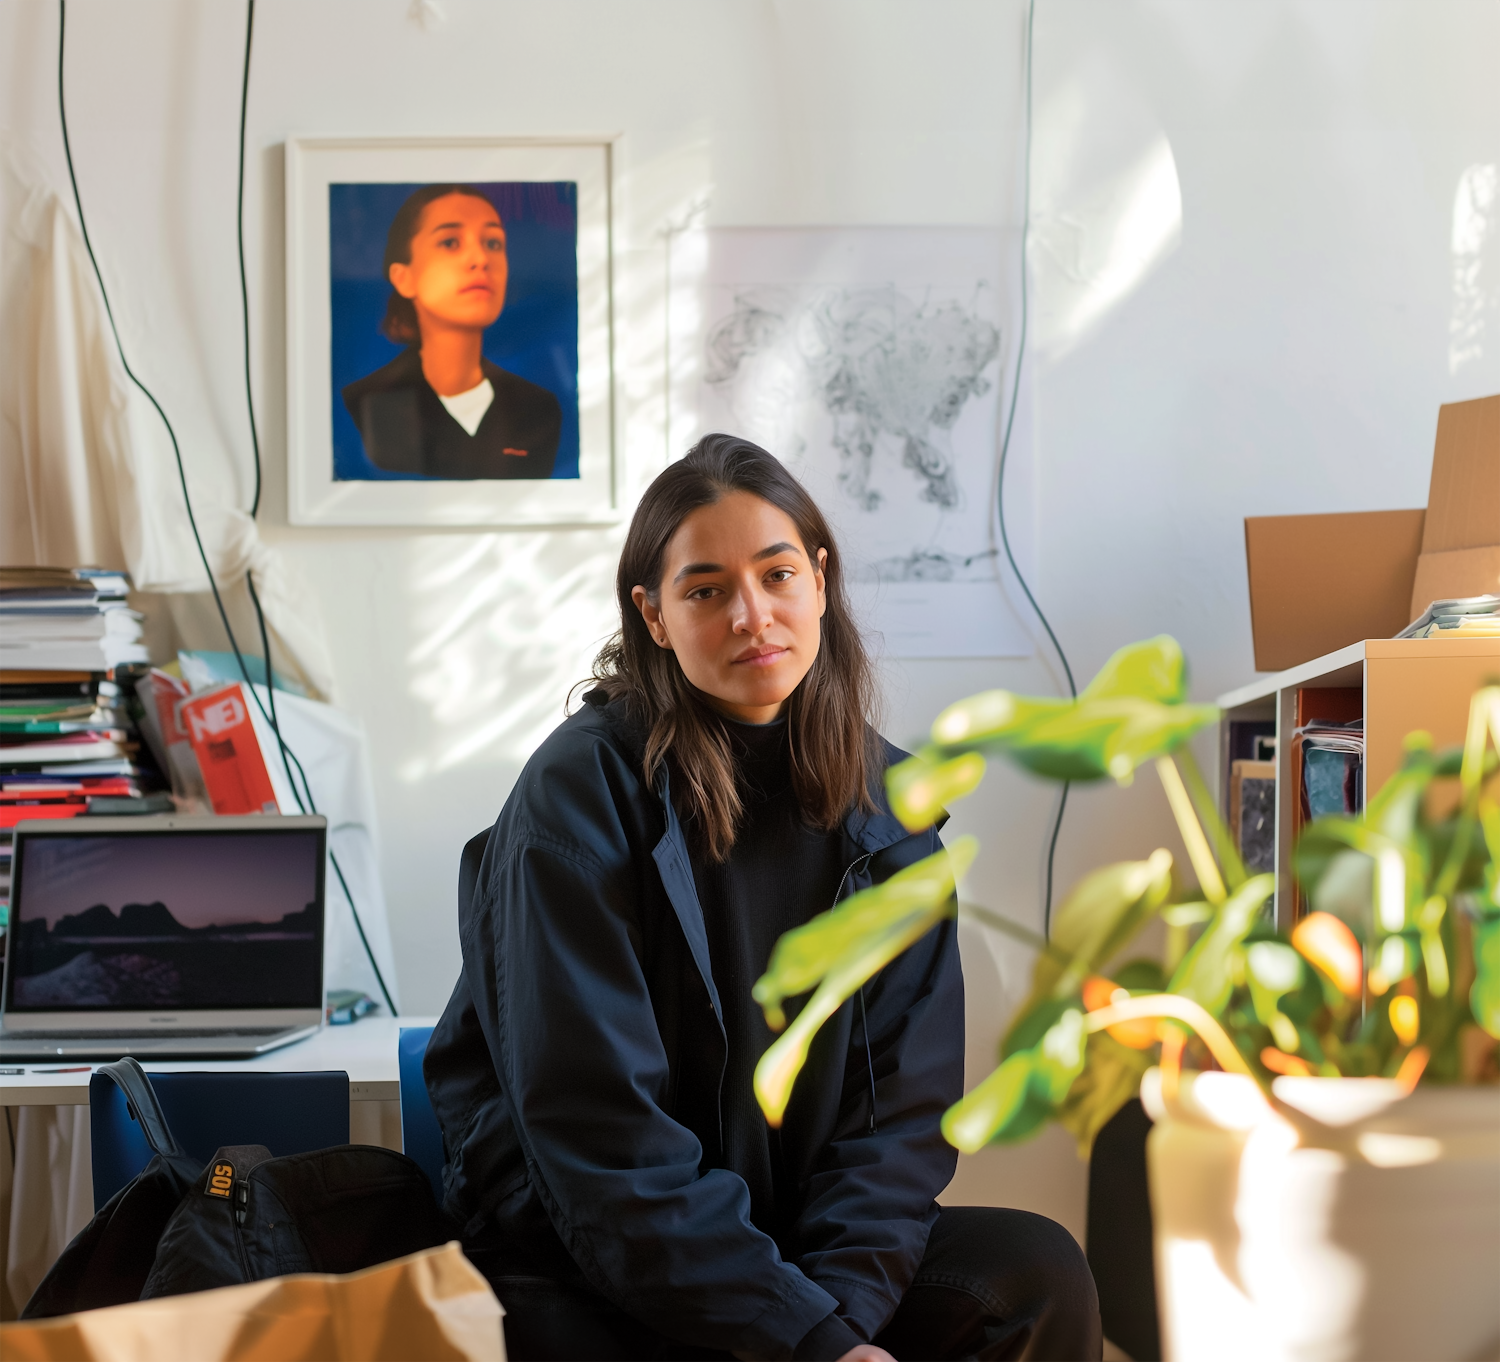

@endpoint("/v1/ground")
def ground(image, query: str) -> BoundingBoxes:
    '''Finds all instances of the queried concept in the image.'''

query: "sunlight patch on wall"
[397,532,619,782]
[1450,163,1498,375]
[1030,55,1183,360]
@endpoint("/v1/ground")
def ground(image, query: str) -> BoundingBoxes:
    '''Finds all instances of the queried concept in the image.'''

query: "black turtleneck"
[689,715,854,1243]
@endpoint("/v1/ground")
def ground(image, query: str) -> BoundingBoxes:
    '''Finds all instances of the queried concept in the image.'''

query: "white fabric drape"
[0,135,334,700]
[244,683,401,1008]
[0,135,401,1318]
[1,1106,92,1320]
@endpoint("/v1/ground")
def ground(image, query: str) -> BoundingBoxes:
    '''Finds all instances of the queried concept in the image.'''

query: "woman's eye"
[686,586,719,601]
[438,236,459,250]
[766,568,794,583]
[486,237,506,253]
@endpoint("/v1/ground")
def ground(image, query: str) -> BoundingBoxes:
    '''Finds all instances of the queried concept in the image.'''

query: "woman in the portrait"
[341,184,561,480]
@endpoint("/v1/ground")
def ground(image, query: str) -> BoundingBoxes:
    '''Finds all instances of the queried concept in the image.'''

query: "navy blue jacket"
[423,691,963,1357]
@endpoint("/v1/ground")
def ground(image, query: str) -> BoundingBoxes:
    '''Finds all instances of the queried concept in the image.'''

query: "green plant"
[753,637,1500,1155]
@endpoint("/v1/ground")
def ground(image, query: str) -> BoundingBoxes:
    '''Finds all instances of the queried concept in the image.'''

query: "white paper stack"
[0,567,149,671]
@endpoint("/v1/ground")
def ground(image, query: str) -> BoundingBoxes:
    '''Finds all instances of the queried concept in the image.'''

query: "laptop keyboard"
[3,1027,292,1040]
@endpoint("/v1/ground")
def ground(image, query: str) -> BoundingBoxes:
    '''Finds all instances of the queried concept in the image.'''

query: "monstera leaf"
[938,853,1174,1154]
[752,838,977,1126]
[889,637,1219,830]
[1026,851,1175,1004]
[1169,874,1276,1014]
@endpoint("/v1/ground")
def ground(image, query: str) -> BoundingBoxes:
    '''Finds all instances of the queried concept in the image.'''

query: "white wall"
[3,0,1496,1241]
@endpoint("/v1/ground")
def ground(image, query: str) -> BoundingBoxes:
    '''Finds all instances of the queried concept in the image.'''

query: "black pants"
[476,1206,1102,1361]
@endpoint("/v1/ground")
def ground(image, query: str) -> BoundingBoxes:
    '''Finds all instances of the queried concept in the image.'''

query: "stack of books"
[1,568,169,930]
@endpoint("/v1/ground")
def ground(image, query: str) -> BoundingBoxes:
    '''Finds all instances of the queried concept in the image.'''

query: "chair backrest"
[398,1026,445,1201]
[89,1069,350,1211]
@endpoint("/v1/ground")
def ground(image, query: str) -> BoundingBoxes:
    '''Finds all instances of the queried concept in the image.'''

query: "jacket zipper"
[231,1180,253,1281]
[834,853,879,1136]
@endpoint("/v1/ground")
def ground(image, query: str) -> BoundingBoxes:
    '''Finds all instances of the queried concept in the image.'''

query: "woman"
[341,183,561,479]
[424,435,1100,1360]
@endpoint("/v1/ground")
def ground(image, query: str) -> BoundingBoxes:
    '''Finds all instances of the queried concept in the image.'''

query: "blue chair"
[398,1026,446,1200]
[89,1069,350,1211]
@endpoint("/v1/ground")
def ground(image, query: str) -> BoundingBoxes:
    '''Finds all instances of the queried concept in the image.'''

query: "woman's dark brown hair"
[379,184,499,346]
[590,434,879,861]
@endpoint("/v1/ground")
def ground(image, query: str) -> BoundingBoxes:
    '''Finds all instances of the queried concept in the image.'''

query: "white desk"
[0,1014,441,1318]
[0,1015,438,1108]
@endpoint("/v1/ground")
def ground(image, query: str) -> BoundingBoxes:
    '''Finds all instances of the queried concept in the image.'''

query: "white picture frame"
[285,136,616,527]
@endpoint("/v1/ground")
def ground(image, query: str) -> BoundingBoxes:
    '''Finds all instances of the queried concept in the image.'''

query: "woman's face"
[633,491,827,725]
[388,192,508,335]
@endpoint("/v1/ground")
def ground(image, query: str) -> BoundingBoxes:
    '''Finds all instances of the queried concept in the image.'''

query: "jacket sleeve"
[461,816,841,1359]
[789,837,966,1343]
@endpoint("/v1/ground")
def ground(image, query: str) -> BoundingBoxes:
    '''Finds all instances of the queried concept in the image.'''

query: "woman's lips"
[732,647,788,667]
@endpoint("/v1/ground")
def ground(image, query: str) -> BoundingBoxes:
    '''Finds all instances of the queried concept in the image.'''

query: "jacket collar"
[646,752,925,1026]
[842,795,921,856]
[650,763,724,1025]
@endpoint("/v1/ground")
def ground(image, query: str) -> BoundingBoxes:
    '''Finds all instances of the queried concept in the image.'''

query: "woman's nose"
[730,584,774,634]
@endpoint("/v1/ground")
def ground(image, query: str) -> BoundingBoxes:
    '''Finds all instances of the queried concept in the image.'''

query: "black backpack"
[22,1057,453,1319]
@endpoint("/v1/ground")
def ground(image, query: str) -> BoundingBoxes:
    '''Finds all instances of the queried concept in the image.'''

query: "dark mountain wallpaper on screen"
[10,900,320,1011]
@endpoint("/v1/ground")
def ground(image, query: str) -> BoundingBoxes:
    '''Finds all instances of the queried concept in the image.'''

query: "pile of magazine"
[1296,717,1364,820]
[1397,594,1500,638]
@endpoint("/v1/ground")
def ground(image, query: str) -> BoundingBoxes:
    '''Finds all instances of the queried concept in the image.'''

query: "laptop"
[1,813,327,1060]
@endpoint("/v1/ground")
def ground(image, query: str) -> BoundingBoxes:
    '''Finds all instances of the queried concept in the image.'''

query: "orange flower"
[1389,994,1420,1046]
[1082,975,1159,1050]
[1260,1047,1313,1077]
[1395,1045,1429,1093]
[1291,912,1363,997]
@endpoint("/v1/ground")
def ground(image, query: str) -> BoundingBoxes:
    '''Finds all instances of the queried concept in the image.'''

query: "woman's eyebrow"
[672,543,802,584]
[427,219,504,234]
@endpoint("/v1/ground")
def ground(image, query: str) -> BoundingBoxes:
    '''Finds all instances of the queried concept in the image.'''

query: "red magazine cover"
[177,682,280,815]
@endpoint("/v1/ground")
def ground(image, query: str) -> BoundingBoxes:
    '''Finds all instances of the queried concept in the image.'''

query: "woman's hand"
[835,1347,897,1362]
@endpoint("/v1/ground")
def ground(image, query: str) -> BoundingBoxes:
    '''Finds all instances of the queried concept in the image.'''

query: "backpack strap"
[97,1057,185,1160]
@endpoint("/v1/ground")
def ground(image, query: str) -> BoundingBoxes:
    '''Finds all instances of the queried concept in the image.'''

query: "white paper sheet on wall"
[668,228,1034,659]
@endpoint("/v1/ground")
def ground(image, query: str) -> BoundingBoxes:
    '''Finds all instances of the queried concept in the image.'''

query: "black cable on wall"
[993,0,1077,937]
[57,0,397,1016]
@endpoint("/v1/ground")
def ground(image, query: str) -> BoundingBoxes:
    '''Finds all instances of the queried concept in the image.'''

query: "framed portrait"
[286,136,616,526]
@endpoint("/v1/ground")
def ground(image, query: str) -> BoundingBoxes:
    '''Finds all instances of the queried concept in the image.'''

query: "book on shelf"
[1297,717,1364,820]
[1230,759,1276,876]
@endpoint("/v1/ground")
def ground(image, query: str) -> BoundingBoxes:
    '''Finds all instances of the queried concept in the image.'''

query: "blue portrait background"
[329,181,579,481]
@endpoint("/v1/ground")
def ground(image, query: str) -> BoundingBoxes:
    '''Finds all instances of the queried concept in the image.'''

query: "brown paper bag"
[0,1241,504,1362]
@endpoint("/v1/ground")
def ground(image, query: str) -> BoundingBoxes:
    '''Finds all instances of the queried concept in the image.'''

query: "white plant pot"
[1141,1067,1500,1362]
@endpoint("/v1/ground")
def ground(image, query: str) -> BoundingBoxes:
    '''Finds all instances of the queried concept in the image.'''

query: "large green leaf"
[1053,1031,1155,1156]
[1473,915,1500,1039]
[893,639,1218,834]
[1009,853,1174,1031]
[752,838,977,1125]
[943,1006,1088,1152]
[1169,873,1275,1014]
[1079,634,1188,705]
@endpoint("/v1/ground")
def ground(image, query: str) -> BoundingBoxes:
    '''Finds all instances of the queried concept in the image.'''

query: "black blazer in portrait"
[341,349,562,480]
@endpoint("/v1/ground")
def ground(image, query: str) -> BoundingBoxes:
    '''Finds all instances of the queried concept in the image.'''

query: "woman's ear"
[631,585,672,650]
[388,261,418,300]
[815,547,828,618]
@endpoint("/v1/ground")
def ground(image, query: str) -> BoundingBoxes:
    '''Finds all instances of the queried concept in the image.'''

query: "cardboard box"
[1244,509,1425,672]
[1410,393,1500,617]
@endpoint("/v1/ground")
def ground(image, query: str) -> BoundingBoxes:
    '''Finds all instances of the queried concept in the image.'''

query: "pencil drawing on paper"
[702,283,1001,584]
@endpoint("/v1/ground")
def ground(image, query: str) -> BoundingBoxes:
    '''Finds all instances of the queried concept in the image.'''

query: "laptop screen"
[5,827,325,1013]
